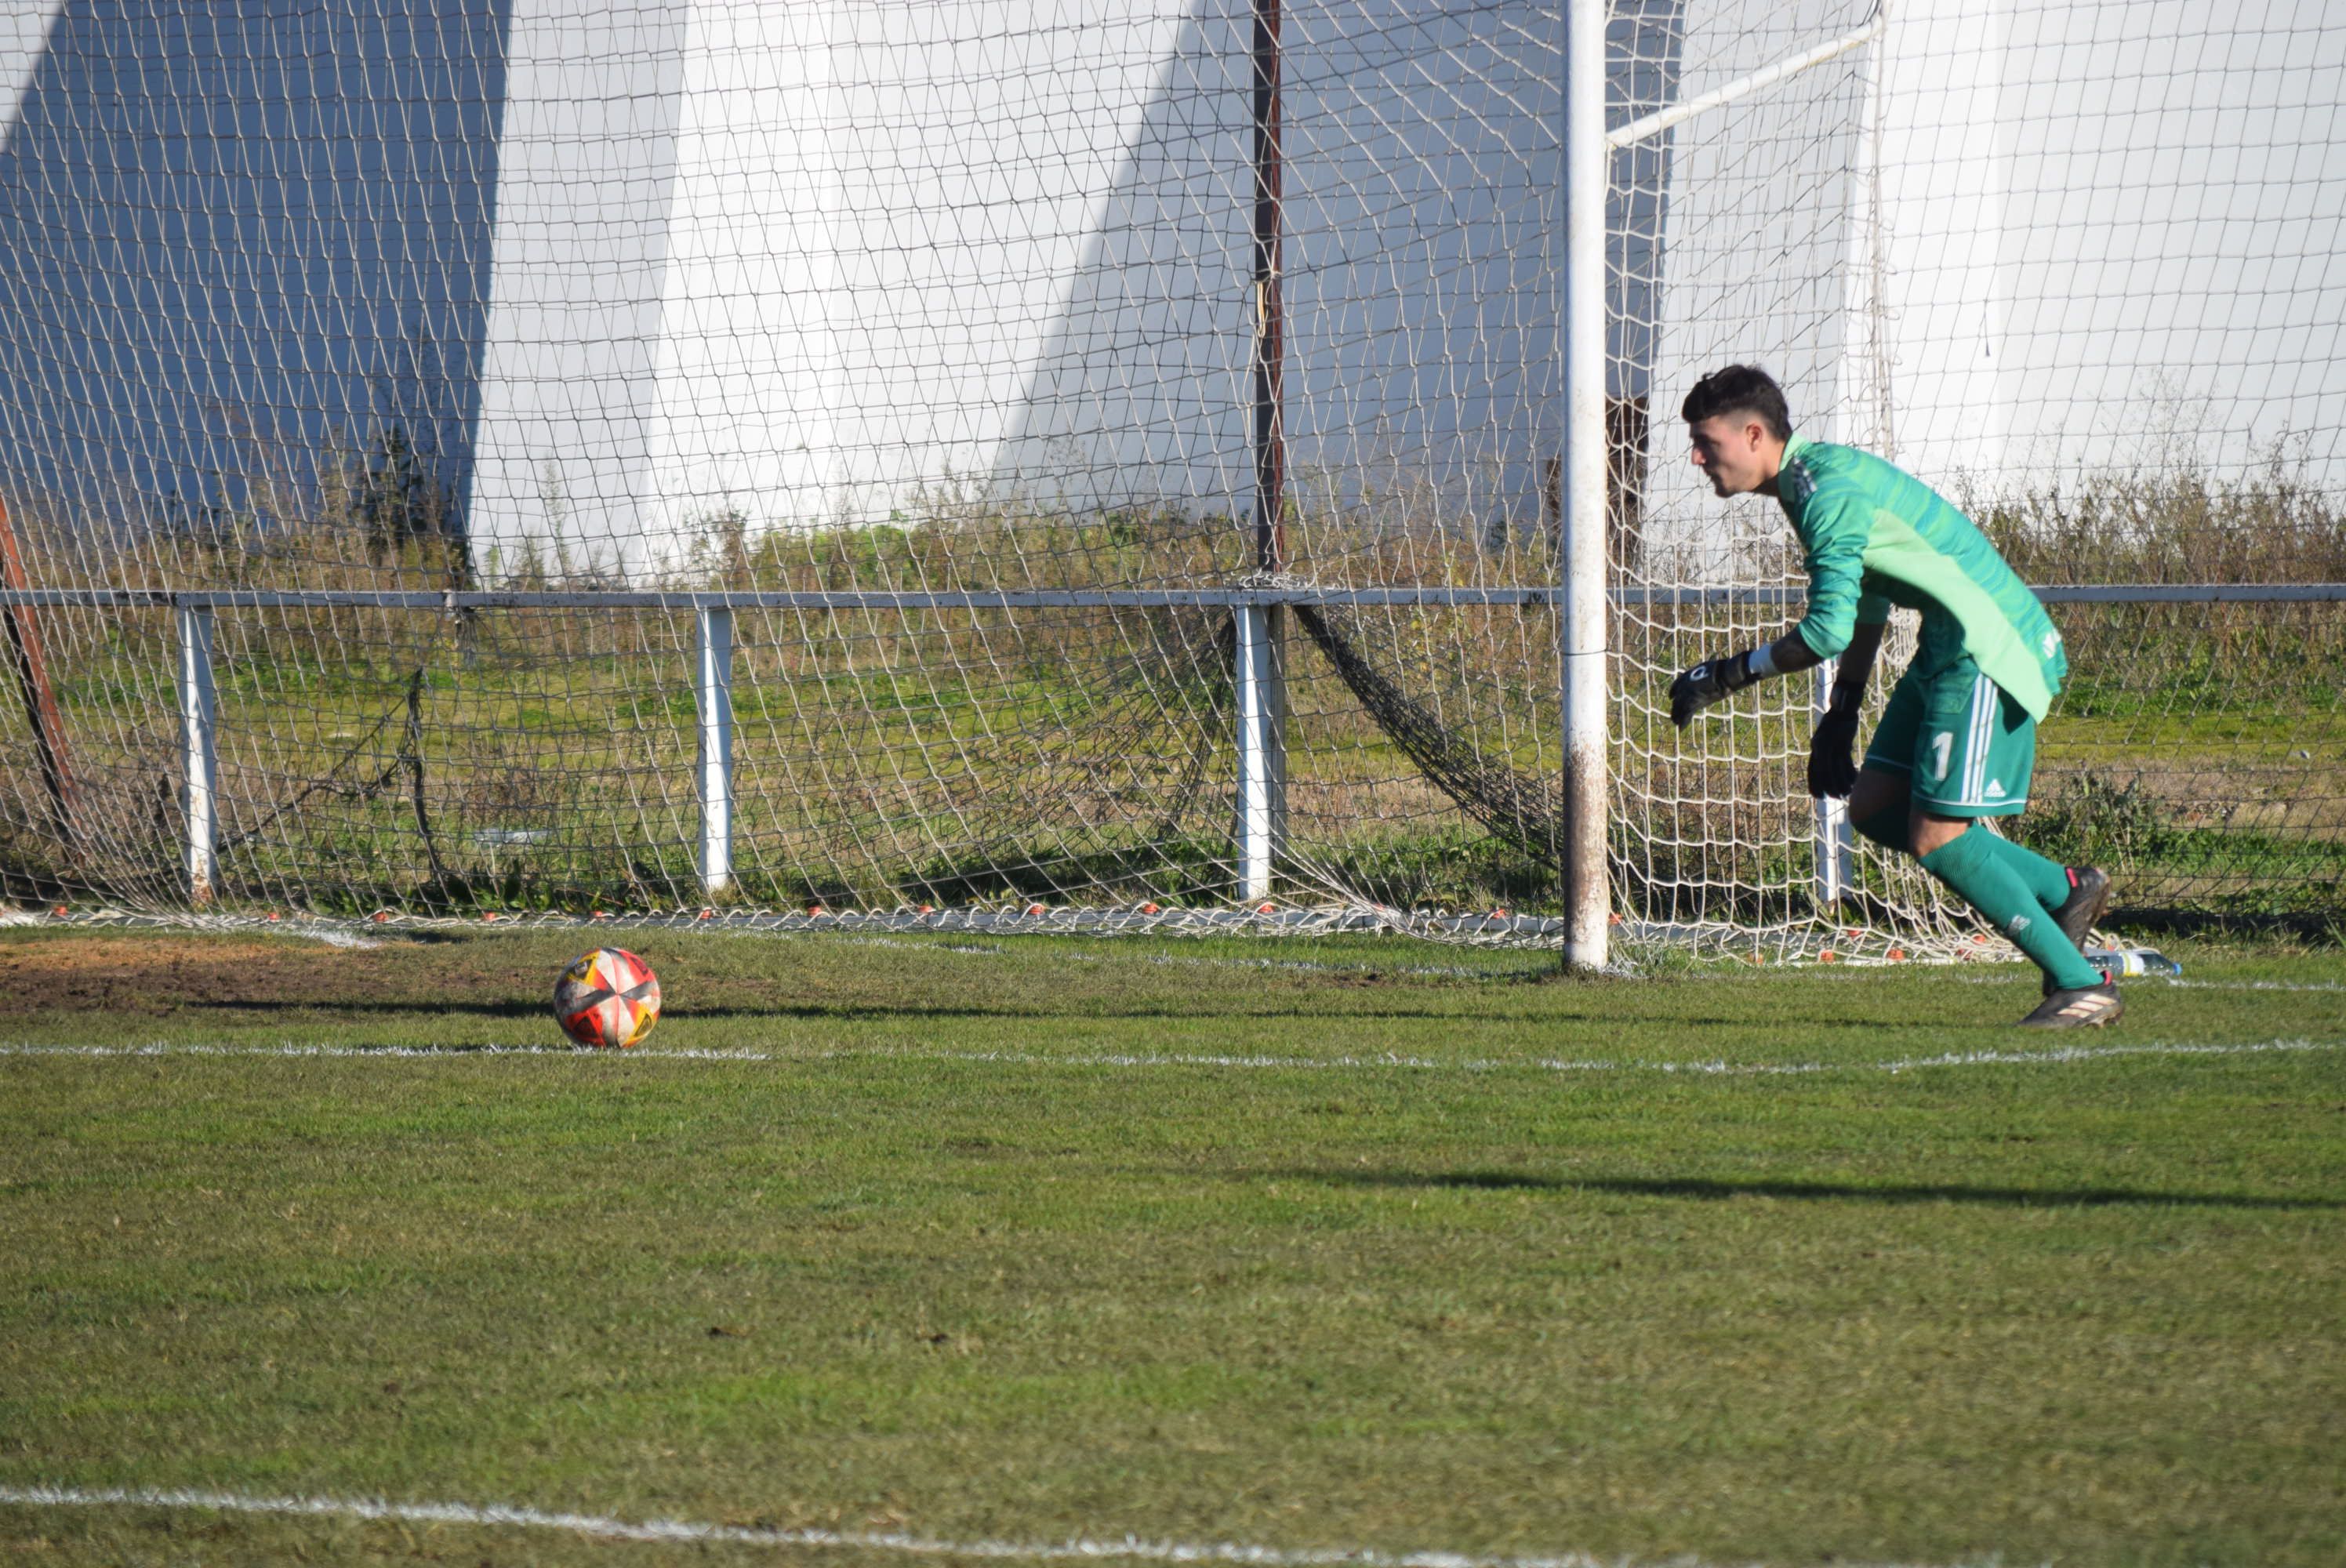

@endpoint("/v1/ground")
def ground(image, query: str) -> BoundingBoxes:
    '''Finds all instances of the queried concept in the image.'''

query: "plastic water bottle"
[2084,946,2182,978]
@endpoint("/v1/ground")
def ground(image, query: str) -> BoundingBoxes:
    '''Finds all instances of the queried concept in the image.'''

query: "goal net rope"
[0,1,2337,955]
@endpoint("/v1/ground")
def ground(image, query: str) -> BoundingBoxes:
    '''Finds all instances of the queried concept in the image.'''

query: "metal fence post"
[1233,602,1287,902]
[176,601,216,904]
[1813,659,1854,910]
[696,605,734,897]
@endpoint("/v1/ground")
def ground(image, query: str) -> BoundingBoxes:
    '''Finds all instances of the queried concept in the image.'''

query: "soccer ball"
[552,947,662,1049]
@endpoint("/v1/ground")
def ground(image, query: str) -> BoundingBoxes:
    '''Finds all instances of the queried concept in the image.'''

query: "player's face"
[1687,414,1773,497]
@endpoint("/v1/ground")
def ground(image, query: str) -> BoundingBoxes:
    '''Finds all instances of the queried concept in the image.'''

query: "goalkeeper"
[1669,365,2119,1028]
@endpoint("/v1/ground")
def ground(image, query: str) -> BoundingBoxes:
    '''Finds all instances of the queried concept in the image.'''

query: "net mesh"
[0,0,2337,949]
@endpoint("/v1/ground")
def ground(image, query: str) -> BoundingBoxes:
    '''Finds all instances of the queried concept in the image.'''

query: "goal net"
[0,1,2337,953]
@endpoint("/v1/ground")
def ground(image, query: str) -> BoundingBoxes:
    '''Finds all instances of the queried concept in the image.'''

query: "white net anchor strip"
[0,2,2337,953]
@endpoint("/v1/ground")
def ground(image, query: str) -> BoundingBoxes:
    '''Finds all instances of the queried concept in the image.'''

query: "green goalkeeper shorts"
[1863,653,2036,817]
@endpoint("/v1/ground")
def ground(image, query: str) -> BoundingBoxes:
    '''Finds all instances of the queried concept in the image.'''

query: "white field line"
[1,1037,2335,1077]
[1950,975,2346,995]
[0,1041,785,1062]
[281,927,383,950]
[0,1483,2013,1568]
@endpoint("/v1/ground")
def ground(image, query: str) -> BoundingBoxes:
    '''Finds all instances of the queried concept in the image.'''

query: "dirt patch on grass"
[3,932,368,1017]
[3,932,286,975]
[0,931,523,1018]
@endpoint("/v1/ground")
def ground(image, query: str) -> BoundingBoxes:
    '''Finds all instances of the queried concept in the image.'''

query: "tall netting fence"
[1614,0,2346,946]
[0,2,2337,949]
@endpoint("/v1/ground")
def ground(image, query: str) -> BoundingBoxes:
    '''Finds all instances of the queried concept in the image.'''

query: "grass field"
[2,924,2343,1566]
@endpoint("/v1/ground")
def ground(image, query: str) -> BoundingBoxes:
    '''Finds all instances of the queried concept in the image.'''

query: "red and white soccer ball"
[553,947,662,1049]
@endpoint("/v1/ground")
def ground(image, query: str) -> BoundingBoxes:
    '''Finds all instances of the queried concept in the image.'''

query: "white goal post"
[0,1,2337,954]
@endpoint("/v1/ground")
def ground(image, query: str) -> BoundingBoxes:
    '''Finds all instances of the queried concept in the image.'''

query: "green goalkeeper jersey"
[1775,432,2067,720]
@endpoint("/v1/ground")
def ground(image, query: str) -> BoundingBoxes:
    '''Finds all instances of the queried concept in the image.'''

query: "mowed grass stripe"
[3,1034,2343,1080]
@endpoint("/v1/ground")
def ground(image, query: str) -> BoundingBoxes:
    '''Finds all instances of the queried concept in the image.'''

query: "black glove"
[1669,650,1762,728]
[1807,708,1861,798]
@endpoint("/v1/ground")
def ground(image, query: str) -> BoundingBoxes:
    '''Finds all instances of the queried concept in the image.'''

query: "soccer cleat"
[2042,864,2113,996]
[2018,981,2123,1029]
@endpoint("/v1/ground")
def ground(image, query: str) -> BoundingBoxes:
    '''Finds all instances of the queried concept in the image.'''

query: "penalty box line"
[0,1038,2336,1076]
[0,1483,2012,1568]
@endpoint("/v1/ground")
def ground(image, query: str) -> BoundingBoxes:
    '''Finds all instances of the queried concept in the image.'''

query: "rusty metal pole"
[0,499,76,848]
[1236,0,1289,903]
[1251,0,1285,578]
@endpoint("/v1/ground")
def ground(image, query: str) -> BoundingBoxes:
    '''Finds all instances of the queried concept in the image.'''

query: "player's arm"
[1806,615,1885,798]
[1669,493,1875,729]
[1787,499,1889,793]
[1666,630,1824,727]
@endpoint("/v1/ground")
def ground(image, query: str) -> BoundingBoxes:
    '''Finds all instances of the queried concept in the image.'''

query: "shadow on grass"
[182,997,1970,1036]
[185,998,1030,1022]
[187,997,1730,1025]
[1290,1167,2344,1211]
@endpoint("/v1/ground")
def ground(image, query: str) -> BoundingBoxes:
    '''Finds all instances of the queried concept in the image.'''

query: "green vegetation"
[1977,457,2346,588]
[1,926,2342,1566]
[2014,775,2346,927]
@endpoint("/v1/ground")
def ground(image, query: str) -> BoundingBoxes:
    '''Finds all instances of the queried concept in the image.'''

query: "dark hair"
[1680,365,1792,441]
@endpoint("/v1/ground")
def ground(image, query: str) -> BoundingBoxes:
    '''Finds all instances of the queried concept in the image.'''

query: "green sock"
[1978,825,2074,912]
[1919,825,2104,991]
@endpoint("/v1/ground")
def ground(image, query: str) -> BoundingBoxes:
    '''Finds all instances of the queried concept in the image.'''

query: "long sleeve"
[1794,495,1876,659]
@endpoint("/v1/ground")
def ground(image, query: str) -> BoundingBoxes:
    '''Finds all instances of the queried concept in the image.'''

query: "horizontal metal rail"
[3,586,1549,610]
[2,583,2344,611]
[2029,583,2346,604]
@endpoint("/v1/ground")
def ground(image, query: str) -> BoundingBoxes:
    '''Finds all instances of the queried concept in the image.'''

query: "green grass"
[2,925,2343,1565]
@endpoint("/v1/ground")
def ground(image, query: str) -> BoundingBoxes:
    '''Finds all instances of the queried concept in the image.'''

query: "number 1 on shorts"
[1929,730,1953,782]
